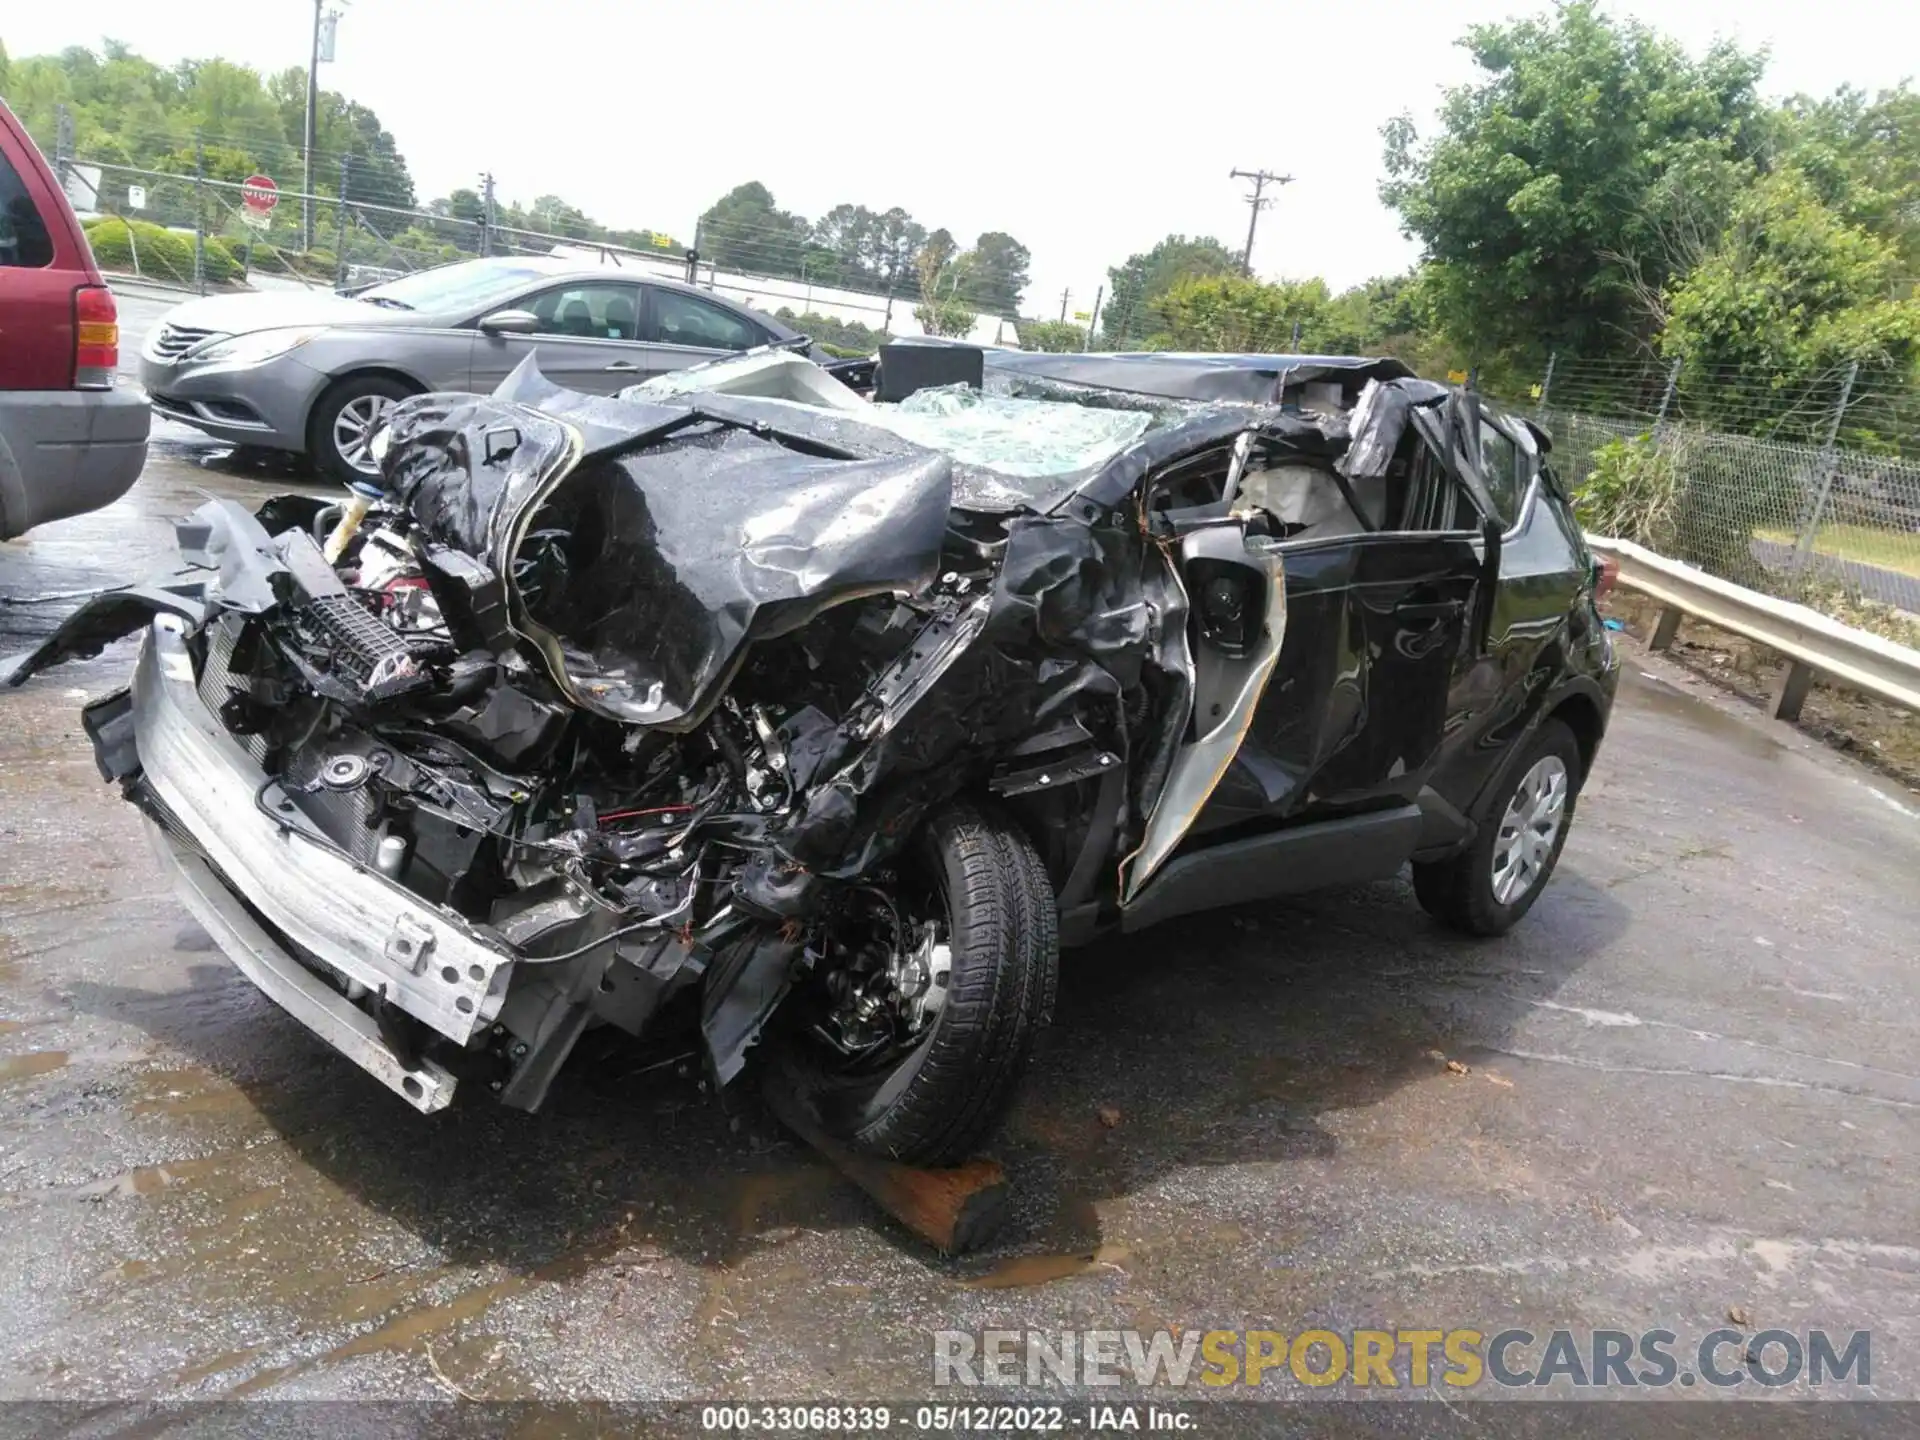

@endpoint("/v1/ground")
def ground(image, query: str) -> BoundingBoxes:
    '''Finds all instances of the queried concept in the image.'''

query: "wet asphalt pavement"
[1,323,1918,1419]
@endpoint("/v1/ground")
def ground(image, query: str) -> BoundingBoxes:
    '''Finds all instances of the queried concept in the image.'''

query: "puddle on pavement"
[967,1244,1131,1289]
[174,1346,264,1387]
[129,1065,256,1120]
[0,1050,68,1083]
[0,881,113,923]
[70,1154,229,1199]
[323,1275,527,1363]
[1619,669,1784,761]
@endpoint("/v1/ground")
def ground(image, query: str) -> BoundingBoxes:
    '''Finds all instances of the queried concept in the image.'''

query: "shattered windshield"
[858,384,1154,478]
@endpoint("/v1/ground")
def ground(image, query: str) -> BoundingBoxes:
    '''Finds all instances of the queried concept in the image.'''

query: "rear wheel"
[307,374,414,485]
[1412,718,1583,937]
[782,803,1058,1165]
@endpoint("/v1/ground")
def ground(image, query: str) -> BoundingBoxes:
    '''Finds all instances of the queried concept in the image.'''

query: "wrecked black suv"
[6,346,1616,1163]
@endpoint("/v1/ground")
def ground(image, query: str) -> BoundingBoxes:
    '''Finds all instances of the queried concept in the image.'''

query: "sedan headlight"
[185,327,325,368]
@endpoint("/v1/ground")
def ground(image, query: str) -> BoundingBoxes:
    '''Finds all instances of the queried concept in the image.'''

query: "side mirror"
[478,309,538,335]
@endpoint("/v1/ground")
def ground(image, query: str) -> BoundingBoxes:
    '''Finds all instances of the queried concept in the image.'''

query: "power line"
[1229,167,1293,273]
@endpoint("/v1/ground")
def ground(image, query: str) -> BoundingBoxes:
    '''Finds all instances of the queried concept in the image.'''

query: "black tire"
[306,373,414,486]
[788,803,1058,1165]
[1412,718,1584,937]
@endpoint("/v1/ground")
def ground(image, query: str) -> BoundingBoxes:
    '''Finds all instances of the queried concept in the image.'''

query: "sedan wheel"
[307,375,416,486]
[332,394,395,476]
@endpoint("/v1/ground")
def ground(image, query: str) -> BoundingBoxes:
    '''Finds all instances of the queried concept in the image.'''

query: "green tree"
[913,235,975,336]
[526,193,594,239]
[3,42,417,243]
[1019,319,1086,353]
[1103,235,1241,347]
[1150,274,1331,352]
[868,206,927,292]
[699,181,808,275]
[811,203,878,285]
[1776,85,1920,274]
[1662,167,1920,432]
[1318,274,1425,354]
[1380,1,1766,366]
[969,231,1030,318]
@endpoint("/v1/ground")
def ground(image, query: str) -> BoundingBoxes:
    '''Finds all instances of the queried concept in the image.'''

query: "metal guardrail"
[1588,536,1920,721]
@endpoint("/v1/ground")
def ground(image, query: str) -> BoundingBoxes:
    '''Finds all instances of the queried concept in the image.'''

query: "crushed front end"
[15,357,1220,1133]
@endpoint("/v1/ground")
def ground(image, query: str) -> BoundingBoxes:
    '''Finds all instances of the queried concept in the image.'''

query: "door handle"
[1394,599,1464,621]
[602,360,642,372]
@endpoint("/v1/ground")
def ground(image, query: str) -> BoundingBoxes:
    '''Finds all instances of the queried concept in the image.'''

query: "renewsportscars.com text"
[933,1327,1871,1390]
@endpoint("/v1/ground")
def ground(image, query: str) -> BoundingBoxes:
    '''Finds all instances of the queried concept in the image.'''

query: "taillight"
[1593,554,1619,603]
[73,285,119,390]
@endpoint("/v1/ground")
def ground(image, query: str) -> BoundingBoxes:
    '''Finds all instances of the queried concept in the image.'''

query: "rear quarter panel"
[1430,484,1615,821]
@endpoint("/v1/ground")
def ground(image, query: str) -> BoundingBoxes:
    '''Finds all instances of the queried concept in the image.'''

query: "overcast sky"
[7,0,1916,314]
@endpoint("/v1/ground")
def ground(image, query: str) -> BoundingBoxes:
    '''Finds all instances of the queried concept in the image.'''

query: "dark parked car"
[0,99,148,540]
[6,347,1616,1162]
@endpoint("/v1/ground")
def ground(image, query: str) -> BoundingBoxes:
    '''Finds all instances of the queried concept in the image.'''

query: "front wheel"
[1412,718,1583,937]
[307,374,414,485]
[782,803,1058,1165]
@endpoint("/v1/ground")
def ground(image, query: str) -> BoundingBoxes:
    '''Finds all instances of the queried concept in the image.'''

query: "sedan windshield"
[358,261,552,316]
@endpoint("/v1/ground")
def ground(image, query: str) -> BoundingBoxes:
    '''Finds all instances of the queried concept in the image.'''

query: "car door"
[1423,408,1595,818]
[637,286,772,378]
[467,280,648,393]
[1191,420,1487,835]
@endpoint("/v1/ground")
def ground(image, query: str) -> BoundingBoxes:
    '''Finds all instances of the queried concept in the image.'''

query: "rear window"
[1478,417,1522,524]
[0,147,56,268]
[647,290,763,351]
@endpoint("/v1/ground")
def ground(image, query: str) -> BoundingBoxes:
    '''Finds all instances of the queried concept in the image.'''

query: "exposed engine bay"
[6,347,1482,1153]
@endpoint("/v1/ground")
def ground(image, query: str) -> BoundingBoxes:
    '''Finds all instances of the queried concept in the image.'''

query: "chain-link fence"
[1508,358,1920,620]
[43,153,670,294]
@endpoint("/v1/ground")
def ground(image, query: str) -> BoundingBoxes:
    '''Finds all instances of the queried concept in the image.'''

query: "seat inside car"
[602,293,636,340]
[558,297,595,336]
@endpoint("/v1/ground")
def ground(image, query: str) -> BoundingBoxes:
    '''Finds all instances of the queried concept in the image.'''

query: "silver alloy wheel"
[1490,754,1569,905]
[332,394,395,475]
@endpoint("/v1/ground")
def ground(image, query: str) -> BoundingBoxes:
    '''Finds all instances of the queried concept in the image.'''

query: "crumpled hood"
[381,359,954,731]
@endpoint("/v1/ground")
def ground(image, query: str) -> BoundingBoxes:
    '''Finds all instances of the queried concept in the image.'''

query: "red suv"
[0,99,149,539]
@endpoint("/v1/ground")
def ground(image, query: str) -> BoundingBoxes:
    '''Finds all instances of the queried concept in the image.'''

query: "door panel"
[467,281,647,393]
[1121,522,1287,902]
[1197,532,1481,832]
[637,287,770,378]
[1429,474,1589,817]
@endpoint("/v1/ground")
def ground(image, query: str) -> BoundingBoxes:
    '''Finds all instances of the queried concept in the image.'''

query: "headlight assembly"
[185,327,325,368]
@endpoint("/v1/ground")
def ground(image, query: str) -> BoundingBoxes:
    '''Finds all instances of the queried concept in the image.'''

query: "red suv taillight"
[1593,554,1619,604]
[73,285,119,390]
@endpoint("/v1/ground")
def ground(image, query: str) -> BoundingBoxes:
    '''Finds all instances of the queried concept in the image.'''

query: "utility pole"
[303,0,322,252]
[334,155,352,289]
[1229,167,1293,273]
[479,172,496,256]
[192,134,207,295]
[53,104,75,193]
[1058,287,1071,324]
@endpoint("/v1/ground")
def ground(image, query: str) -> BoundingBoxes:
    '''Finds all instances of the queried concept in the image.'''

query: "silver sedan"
[139,257,807,482]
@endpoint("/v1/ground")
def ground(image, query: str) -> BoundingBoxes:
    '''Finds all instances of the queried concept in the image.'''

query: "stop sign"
[240,174,279,216]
